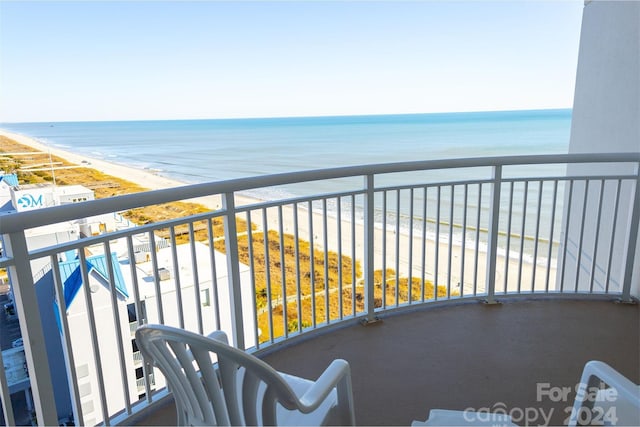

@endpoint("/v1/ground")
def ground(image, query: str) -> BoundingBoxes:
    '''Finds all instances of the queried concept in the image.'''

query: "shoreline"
[1,129,555,293]
[0,129,263,210]
[1,129,185,191]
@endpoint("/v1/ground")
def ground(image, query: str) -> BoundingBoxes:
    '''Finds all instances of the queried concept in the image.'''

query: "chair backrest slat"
[149,341,202,423]
[169,341,216,424]
[217,357,243,426]
[241,370,262,426]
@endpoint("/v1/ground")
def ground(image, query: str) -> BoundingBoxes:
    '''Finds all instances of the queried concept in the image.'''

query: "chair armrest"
[297,359,352,411]
[568,361,640,427]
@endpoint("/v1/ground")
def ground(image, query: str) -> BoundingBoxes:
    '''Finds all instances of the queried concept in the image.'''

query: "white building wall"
[569,1,639,152]
[135,243,256,348]
[55,185,94,205]
[65,272,137,426]
[563,0,640,297]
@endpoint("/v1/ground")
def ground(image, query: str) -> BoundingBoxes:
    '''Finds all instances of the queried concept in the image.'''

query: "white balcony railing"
[0,153,638,426]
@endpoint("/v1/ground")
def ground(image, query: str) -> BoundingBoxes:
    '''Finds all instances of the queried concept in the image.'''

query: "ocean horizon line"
[0,107,571,126]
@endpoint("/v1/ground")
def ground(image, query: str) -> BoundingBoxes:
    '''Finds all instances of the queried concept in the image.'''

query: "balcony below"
[134,297,639,426]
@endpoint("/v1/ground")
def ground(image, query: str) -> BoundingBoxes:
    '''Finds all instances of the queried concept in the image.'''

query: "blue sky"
[0,1,583,123]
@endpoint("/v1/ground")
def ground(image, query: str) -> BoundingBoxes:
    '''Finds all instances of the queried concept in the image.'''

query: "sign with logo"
[12,189,53,212]
[17,193,44,209]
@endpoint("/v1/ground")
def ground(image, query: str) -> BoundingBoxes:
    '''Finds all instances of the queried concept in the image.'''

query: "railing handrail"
[1,152,638,233]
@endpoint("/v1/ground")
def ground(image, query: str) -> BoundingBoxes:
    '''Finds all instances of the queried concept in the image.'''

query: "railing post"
[222,192,246,349]
[484,165,502,304]
[362,174,379,324]
[620,168,640,303]
[3,232,58,426]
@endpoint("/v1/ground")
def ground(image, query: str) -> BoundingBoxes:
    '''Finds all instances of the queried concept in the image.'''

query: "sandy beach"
[1,129,554,295]
[0,129,258,210]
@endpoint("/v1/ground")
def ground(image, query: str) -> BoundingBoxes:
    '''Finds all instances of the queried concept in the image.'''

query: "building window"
[201,289,210,306]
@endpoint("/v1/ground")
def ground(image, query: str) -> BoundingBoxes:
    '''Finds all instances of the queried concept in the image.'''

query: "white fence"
[1,153,638,426]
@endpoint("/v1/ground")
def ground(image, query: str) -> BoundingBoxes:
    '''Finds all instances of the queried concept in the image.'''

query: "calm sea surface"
[1,109,571,187]
[2,110,572,257]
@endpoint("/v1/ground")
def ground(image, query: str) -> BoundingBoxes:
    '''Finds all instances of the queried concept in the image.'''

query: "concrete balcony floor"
[135,297,639,426]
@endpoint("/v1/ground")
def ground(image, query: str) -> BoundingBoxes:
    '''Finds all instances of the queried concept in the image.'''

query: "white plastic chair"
[135,324,355,426]
[568,360,640,426]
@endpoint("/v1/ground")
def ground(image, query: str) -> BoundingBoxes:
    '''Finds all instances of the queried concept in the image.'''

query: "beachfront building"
[0,178,258,425]
[1,1,639,426]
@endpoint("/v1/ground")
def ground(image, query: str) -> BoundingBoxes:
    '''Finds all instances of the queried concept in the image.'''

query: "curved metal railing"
[1,153,639,426]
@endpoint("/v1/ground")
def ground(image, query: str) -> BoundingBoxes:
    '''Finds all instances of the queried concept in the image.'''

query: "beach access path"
[1,129,551,295]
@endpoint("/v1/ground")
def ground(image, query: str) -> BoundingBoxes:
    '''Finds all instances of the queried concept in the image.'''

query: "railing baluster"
[575,180,591,292]
[206,219,221,330]
[395,189,401,304]
[78,248,110,425]
[517,180,529,294]
[308,200,316,327]
[148,231,164,324]
[4,232,59,426]
[532,180,544,291]
[589,180,605,293]
[262,208,273,343]
[473,184,483,296]
[245,210,260,347]
[485,165,502,304]
[560,180,575,292]
[221,191,245,349]
[126,235,153,401]
[278,206,288,337]
[545,180,559,292]
[460,184,468,297]
[621,168,640,302]
[364,174,377,323]
[188,223,204,334]
[51,256,83,424]
[170,227,185,329]
[382,190,389,307]
[435,186,441,299]
[322,199,330,323]
[447,185,454,298]
[421,186,428,301]
[292,204,302,332]
[605,180,622,294]
[350,194,356,316]
[337,197,344,320]
[103,244,132,415]
[408,188,414,302]
[503,181,515,294]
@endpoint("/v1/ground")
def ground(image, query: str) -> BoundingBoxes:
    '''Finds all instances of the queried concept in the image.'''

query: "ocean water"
[1,109,571,187]
[2,110,572,258]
